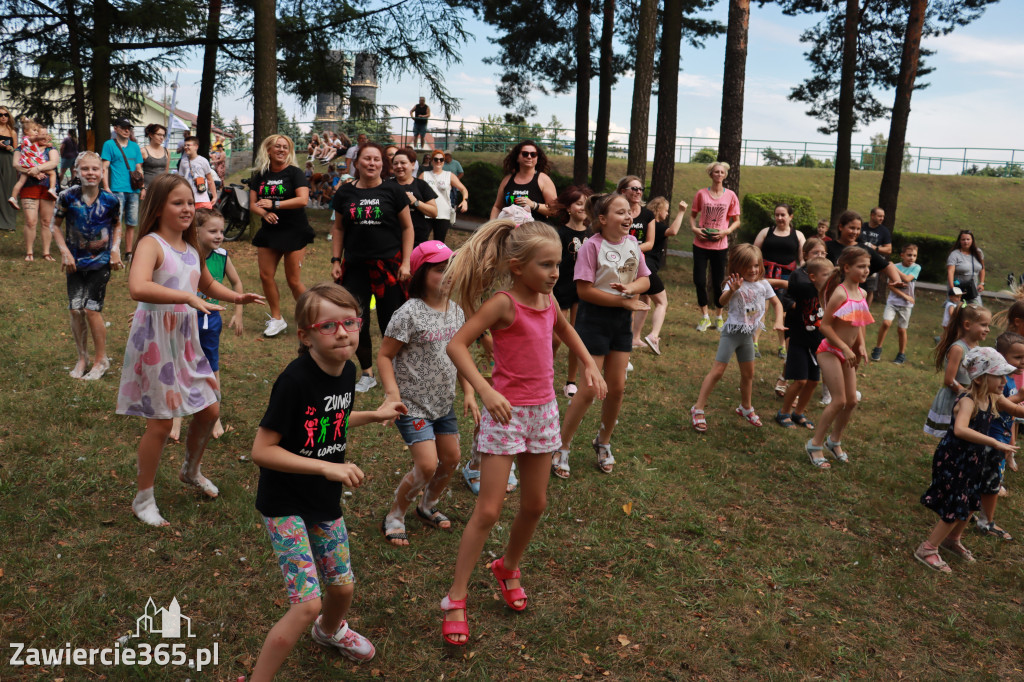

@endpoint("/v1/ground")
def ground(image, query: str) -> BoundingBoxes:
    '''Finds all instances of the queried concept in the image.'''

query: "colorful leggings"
[262,515,354,604]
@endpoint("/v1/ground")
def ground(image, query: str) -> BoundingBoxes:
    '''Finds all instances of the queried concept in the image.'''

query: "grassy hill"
[455,152,1024,280]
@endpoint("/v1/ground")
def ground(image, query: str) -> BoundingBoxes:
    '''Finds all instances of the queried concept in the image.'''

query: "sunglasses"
[432,157,444,162]
[304,318,363,335]
[520,151,538,158]
[625,186,643,192]
[0,113,8,117]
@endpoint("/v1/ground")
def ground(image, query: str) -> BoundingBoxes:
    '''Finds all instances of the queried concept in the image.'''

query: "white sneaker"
[311,617,375,663]
[263,316,288,337]
[355,373,377,393]
[819,385,832,406]
[696,316,712,332]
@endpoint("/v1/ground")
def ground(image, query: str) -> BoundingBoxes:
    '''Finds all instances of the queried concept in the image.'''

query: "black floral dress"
[920,394,991,523]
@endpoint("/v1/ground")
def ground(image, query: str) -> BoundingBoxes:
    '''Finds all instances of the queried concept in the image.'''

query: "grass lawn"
[2,204,1024,681]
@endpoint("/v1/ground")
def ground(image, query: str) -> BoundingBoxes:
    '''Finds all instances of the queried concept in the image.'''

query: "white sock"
[132,488,168,527]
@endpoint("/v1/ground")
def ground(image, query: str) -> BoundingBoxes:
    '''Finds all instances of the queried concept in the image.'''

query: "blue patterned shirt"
[55,186,121,270]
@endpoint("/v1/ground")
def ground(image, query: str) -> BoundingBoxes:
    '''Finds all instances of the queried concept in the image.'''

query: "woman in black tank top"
[753,202,805,362]
[490,139,557,221]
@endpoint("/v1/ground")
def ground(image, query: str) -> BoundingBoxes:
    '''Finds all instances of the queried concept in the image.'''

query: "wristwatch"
[413,199,420,209]
[330,257,342,264]
[272,200,279,210]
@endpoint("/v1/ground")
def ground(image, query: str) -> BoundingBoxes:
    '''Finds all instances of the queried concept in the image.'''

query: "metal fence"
[229,116,1022,176]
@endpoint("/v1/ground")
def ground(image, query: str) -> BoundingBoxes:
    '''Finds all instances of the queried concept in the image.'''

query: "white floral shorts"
[477,399,561,455]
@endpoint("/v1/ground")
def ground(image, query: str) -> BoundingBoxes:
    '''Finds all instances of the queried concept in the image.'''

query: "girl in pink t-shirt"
[439,219,606,646]
[689,162,741,332]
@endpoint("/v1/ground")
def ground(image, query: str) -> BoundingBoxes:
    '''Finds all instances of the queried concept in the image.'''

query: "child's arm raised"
[252,427,366,487]
[376,336,406,405]
[223,255,245,335]
[447,294,516,423]
[951,398,1019,455]
[942,343,966,394]
[128,237,217,310]
[665,200,688,236]
[554,308,608,400]
[719,273,743,307]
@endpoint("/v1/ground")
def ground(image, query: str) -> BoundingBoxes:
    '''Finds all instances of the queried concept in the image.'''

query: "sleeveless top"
[201,248,227,305]
[502,171,543,208]
[761,226,800,272]
[421,170,453,219]
[490,292,557,406]
[833,284,874,327]
[141,149,167,188]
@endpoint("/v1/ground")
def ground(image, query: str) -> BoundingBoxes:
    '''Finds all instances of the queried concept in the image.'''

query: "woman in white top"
[419,148,468,243]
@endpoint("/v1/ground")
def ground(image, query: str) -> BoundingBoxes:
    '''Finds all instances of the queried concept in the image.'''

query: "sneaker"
[263,316,288,337]
[311,617,376,663]
[643,334,661,355]
[753,341,761,359]
[563,382,578,399]
[870,347,882,361]
[893,352,906,365]
[715,317,724,332]
[777,346,787,359]
[696,316,712,332]
[819,385,832,406]
[355,373,377,393]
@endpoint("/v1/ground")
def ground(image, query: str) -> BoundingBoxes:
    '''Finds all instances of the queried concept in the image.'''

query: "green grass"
[2,207,1024,681]
[455,152,1024,279]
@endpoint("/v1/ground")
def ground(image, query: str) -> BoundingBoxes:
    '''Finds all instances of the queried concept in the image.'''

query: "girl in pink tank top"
[438,219,605,646]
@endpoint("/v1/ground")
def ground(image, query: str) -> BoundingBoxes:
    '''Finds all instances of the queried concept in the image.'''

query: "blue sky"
[172,1,1022,159]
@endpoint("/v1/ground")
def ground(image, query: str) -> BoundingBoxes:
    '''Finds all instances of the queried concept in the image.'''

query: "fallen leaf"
[622,501,633,515]
[582,653,592,664]
[617,634,630,646]
[645,542,656,549]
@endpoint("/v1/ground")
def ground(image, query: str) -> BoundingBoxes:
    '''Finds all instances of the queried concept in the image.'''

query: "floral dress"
[116,233,219,419]
[920,393,991,523]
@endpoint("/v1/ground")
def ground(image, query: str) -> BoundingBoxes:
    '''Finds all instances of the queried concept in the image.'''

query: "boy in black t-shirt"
[250,282,405,676]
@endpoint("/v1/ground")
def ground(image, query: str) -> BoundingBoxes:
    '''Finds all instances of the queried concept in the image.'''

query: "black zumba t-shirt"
[554,223,589,306]
[255,354,356,523]
[784,267,825,348]
[250,165,315,252]
[384,176,437,245]
[646,220,670,273]
[332,182,408,260]
[826,239,890,275]
[628,207,655,245]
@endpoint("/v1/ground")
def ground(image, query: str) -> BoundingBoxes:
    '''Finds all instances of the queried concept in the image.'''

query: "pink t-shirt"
[573,233,651,296]
[490,292,557,406]
[690,187,740,251]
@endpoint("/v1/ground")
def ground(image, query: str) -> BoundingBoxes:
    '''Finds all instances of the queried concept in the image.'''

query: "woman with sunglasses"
[615,176,657,349]
[947,230,985,306]
[387,148,438,245]
[420,148,468,243]
[489,140,557,221]
[0,107,16,231]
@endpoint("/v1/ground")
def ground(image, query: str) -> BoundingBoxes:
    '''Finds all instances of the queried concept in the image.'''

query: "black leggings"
[340,260,409,371]
[430,217,450,244]
[692,244,727,310]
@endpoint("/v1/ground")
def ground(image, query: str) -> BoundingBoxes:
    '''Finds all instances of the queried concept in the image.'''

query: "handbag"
[117,141,145,191]
[183,156,207,195]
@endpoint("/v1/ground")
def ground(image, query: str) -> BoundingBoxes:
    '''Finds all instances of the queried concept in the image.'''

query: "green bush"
[462,161,506,217]
[890,230,956,284]
[740,193,817,243]
[690,147,718,164]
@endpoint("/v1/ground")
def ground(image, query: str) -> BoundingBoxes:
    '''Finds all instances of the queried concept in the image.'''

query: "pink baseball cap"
[410,240,453,274]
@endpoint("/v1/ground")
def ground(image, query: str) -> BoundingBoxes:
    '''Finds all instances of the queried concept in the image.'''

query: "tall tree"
[252,0,277,160]
[650,0,683,200]
[626,0,658,183]
[591,0,615,191]
[717,0,750,195]
[831,0,859,225]
[573,0,592,184]
[196,0,223,158]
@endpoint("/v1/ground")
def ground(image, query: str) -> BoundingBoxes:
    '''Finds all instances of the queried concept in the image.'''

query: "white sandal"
[551,449,571,479]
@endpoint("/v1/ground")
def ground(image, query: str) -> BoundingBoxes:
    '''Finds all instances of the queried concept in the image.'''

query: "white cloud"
[928,33,1024,74]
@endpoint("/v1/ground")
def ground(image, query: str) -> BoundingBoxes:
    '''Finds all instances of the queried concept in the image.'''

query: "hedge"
[461,161,506,217]
[740,193,817,243]
[889,230,957,284]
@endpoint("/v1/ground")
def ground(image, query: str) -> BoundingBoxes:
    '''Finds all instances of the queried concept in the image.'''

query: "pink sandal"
[440,593,469,645]
[490,557,527,611]
[736,405,762,427]
[690,406,708,433]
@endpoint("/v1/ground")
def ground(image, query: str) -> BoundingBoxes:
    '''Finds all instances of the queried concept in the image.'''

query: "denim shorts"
[395,406,459,445]
[114,191,140,227]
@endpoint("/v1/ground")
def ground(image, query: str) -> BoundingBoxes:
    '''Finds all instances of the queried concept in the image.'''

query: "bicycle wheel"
[222,217,248,242]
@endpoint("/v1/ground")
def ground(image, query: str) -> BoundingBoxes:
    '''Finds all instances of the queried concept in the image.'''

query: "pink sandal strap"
[440,594,469,645]
[491,557,527,611]
[490,557,520,580]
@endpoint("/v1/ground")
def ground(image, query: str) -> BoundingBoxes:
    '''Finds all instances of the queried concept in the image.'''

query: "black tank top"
[413,103,428,117]
[502,171,543,207]
[761,225,800,270]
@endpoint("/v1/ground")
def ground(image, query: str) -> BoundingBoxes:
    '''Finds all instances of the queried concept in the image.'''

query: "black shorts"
[645,271,665,296]
[783,341,820,382]
[574,300,632,356]
[554,284,578,310]
[67,267,111,311]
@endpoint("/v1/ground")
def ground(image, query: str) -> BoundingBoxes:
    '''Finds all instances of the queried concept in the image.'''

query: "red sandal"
[490,557,527,611]
[440,593,469,645]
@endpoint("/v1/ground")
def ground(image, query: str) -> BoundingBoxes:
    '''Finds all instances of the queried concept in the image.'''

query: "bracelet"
[413,199,420,208]
[330,257,342,264]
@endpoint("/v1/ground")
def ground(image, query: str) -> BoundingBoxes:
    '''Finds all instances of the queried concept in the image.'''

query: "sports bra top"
[833,284,874,327]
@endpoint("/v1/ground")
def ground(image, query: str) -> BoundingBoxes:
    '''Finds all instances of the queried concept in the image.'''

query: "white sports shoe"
[263,316,288,337]
[355,373,378,393]
[311,617,375,663]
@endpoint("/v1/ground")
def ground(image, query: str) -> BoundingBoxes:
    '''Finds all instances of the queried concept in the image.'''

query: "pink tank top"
[490,291,557,406]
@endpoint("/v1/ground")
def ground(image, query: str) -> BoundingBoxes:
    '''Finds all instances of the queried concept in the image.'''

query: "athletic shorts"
[883,304,913,329]
[67,267,111,311]
[262,515,354,604]
[477,399,561,456]
[197,310,222,372]
[395,407,459,446]
[575,300,632,356]
[645,271,665,296]
[714,330,755,364]
[783,341,820,382]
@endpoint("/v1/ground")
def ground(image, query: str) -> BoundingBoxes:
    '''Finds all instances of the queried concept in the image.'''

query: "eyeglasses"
[520,151,538,158]
[432,157,444,162]
[625,186,643,193]
[304,318,363,335]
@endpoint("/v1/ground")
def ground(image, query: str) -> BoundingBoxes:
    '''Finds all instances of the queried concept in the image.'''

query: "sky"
[168,1,1022,169]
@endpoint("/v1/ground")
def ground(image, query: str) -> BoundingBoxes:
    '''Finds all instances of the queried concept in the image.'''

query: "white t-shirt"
[886,262,921,308]
[722,279,776,334]
[421,170,453,219]
[573,233,651,296]
[384,298,465,419]
[177,155,214,204]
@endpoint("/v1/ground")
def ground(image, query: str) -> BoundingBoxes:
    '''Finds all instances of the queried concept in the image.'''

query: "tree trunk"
[717,0,750,195]
[90,0,113,152]
[626,0,657,184]
[573,0,591,185]
[252,0,278,164]
[830,0,858,227]
[878,0,926,234]
[650,0,681,200]
[591,0,614,192]
[65,0,89,148]
[196,0,223,158]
